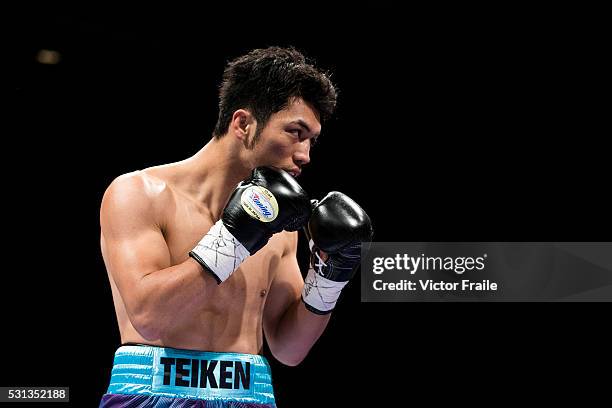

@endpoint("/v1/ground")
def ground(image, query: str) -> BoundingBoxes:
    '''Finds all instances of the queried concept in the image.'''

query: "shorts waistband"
[105,344,275,404]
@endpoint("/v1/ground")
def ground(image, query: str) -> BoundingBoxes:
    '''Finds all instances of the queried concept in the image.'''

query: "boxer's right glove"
[190,167,311,284]
[302,192,373,314]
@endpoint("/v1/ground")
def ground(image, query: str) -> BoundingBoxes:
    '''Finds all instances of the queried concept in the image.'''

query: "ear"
[229,109,256,141]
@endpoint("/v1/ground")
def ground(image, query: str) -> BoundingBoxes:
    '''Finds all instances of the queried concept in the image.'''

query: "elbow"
[270,342,308,367]
[130,308,163,340]
[278,355,305,367]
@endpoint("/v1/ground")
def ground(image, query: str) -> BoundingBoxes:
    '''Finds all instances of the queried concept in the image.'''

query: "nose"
[293,141,311,166]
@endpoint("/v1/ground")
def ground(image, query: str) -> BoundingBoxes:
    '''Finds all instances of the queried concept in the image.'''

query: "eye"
[287,128,303,140]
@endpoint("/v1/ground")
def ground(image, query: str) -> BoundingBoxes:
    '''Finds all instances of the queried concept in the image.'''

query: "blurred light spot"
[36,49,61,65]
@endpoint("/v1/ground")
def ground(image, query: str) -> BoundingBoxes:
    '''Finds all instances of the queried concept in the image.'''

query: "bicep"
[100,176,172,304]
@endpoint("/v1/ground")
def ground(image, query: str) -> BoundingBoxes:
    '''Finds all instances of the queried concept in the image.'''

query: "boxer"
[99,47,372,407]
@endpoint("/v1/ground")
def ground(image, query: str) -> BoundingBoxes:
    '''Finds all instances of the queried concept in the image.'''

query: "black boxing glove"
[190,167,311,283]
[302,191,373,314]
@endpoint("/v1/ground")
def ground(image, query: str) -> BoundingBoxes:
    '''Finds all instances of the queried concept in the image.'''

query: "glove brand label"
[241,186,279,222]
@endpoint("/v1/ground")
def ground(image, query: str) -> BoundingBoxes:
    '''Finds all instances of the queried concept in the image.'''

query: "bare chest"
[161,194,281,302]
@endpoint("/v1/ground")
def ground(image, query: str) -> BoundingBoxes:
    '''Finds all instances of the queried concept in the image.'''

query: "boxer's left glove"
[190,167,311,284]
[302,192,373,314]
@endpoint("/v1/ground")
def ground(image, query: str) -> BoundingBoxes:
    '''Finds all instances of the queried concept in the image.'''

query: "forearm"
[271,298,331,366]
[130,258,216,338]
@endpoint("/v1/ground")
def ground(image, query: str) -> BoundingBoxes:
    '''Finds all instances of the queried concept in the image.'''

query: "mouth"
[286,168,301,178]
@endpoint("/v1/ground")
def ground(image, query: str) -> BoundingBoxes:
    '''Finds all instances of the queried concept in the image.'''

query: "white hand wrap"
[190,220,250,283]
[301,247,349,314]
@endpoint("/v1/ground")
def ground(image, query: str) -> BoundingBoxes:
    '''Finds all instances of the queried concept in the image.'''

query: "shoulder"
[101,170,173,225]
[103,170,169,204]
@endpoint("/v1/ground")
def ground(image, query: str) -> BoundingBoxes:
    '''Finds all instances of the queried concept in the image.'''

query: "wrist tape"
[189,220,250,283]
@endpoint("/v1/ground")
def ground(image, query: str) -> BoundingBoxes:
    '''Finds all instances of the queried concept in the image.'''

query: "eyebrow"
[289,120,319,136]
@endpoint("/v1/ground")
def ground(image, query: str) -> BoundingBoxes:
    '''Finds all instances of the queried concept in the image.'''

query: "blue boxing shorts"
[99,344,276,407]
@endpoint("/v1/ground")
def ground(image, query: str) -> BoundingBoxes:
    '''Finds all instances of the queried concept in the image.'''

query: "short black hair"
[213,46,337,140]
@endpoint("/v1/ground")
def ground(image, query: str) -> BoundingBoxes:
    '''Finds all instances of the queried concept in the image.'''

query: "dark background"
[6,7,609,406]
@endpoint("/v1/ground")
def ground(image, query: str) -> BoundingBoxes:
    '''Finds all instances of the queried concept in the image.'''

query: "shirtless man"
[99,47,372,407]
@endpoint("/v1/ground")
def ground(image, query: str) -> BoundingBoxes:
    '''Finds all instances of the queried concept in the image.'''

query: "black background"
[6,6,609,406]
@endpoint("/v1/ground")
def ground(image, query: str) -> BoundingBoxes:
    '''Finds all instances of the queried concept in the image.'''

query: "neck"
[177,135,254,220]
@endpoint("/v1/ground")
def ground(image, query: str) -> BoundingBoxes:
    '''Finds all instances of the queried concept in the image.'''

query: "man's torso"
[102,166,293,354]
